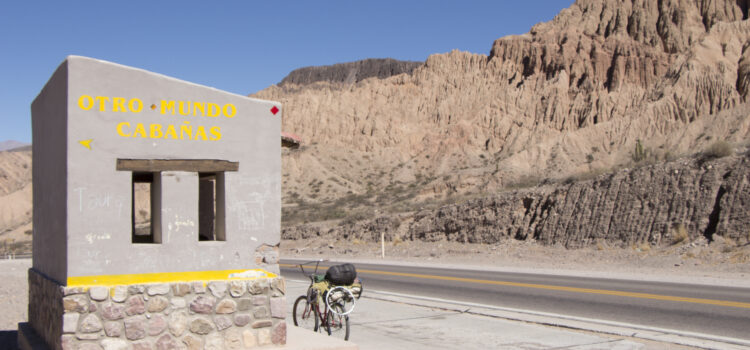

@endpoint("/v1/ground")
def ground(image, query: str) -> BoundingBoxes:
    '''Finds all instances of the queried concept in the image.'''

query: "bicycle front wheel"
[325,303,350,341]
[293,295,319,331]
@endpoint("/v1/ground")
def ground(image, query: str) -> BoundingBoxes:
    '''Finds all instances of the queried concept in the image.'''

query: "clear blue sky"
[0,1,571,143]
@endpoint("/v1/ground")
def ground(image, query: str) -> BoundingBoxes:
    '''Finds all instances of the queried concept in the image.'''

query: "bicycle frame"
[307,298,341,331]
[297,260,329,331]
[294,259,351,340]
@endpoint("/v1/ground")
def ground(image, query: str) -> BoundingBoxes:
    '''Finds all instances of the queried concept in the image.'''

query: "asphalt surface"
[283,279,656,350]
[279,259,750,342]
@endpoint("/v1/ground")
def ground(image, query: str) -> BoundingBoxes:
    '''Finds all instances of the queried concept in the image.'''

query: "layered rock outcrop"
[283,153,750,248]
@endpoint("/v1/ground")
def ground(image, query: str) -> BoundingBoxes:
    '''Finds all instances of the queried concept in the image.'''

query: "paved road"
[279,259,750,342]
[283,279,660,350]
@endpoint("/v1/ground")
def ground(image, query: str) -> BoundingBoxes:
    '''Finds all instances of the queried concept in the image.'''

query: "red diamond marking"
[270,106,279,115]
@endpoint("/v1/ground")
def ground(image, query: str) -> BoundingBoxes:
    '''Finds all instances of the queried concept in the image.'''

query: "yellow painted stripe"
[67,268,277,287]
[281,263,750,309]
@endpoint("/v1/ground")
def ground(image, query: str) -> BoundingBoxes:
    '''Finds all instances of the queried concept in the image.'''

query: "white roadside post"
[381,232,385,258]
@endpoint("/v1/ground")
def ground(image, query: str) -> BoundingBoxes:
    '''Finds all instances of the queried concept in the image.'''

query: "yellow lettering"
[149,124,163,138]
[95,96,110,111]
[133,123,147,138]
[207,103,220,117]
[209,126,222,141]
[180,122,192,140]
[116,122,131,137]
[194,126,208,140]
[160,100,175,115]
[78,95,94,110]
[112,97,126,112]
[79,96,231,121]
[165,125,178,139]
[222,104,237,118]
[193,102,205,116]
[128,98,143,113]
[178,101,191,116]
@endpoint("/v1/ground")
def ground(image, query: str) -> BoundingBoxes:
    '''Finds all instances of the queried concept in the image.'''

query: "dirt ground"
[281,236,750,287]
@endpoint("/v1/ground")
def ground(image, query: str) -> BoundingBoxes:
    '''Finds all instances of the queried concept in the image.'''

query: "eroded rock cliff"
[258,0,750,209]
[263,0,750,248]
[283,152,750,248]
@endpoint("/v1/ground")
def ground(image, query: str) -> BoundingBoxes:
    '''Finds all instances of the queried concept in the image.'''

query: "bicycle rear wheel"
[293,295,319,331]
[325,303,350,341]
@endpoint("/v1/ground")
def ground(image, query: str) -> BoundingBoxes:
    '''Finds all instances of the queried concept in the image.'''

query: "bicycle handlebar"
[298,259,329,278]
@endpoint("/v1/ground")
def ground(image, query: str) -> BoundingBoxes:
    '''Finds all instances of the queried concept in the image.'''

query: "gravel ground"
[0,259,29,331]
[0,259,29,350]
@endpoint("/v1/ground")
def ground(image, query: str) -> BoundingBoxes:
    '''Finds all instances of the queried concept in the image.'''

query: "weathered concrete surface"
[32,55,282,281]
[31,61,68,284]
[284,154,750,248]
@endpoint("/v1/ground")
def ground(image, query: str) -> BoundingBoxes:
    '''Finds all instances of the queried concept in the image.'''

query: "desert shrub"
[702,141,733,160]
[663,151,676,162]
[632,139,647,162]
[338,211,372,226]
[0,239,31,255]
[506,175,542,189]
[671,223,689,245]
[596,241,605,251]
[730,251,750,263]
[392,236,404,246]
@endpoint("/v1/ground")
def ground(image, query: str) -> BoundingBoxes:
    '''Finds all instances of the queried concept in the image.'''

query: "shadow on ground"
[0,331,18,350]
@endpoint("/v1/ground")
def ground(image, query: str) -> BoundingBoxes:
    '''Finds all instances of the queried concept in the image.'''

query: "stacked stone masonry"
[29,269,287,350]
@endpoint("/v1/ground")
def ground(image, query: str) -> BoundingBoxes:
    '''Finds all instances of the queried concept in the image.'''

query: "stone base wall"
[27,269,287,350]
[28,269,65,349]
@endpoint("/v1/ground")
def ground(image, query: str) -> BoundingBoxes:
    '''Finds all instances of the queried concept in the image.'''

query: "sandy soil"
[0,259,30,331]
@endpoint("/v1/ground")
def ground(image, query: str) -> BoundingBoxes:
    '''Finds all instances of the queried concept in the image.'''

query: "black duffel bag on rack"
[324,263,357,285]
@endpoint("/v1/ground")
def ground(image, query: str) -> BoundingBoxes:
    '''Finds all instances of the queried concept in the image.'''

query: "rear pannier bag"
[324,263,357,285]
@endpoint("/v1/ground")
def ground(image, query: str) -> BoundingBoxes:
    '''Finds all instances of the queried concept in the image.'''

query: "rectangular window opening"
[132,172,162,243]
[199,172,225,241]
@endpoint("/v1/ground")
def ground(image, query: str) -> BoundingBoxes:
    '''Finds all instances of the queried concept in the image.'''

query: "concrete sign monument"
[21,56,286,349]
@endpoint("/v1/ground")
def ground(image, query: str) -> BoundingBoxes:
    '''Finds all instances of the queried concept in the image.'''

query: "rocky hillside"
[0,140,28,152]
[283,152,750,248]
[4,0,750,254]
[0,149,32,254]
[0,149,30,196]
[257,0,750,243]
[279,58,422,87]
